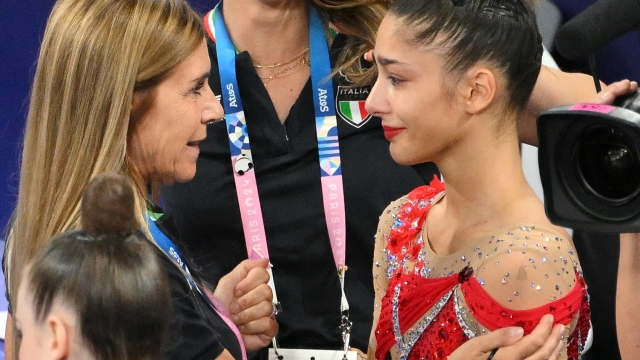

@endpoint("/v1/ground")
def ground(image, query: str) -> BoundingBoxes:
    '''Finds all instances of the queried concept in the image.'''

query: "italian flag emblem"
[336,85,372,128]
[339,101,369,125]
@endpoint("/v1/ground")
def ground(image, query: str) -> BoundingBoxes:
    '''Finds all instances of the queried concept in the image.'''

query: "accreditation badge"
[266,349,358,360]
[336,86,372,128]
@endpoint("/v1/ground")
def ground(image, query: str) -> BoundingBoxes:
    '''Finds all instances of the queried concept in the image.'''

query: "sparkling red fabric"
[376,268,589,360]
[375,182,590,360]
[375,273,460,359]
[462,271,587,333]
[386,176,444,262]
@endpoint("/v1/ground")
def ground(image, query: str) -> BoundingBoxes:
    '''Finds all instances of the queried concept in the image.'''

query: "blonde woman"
[5,0,277,359]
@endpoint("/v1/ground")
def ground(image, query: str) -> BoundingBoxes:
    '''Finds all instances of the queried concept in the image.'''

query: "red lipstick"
[382,126,404,140]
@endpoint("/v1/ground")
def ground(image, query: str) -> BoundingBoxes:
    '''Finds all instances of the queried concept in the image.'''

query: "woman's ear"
[45,314,71,360]
[460,67,496,115]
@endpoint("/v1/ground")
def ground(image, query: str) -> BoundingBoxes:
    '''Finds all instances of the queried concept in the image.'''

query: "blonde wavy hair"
[6,0,204,325]
[312,0,390,85]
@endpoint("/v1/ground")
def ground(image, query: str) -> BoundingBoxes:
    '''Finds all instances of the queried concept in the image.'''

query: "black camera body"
[538,92,640,232]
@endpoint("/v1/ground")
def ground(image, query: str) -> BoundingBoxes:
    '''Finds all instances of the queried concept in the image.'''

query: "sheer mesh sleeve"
[369,198,404,358]
[474,230,578,309]
[461,226,583,338]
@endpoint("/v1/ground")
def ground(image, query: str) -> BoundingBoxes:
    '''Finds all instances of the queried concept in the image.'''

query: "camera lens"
[575,126,640,202]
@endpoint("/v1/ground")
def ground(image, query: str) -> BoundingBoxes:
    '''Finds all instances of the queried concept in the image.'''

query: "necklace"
[256,54,310,85]
[252,48,310,69]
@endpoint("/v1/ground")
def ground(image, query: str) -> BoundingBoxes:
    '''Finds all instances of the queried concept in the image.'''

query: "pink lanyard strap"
[206,5,350,315]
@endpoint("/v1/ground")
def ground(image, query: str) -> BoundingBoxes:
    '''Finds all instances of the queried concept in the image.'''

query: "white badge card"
[266,349,358,360]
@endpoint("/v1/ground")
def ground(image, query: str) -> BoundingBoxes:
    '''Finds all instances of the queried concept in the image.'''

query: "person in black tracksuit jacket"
[162,32,439,355]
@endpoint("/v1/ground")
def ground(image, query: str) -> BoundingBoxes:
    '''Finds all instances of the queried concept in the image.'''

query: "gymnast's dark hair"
[388,0,542,111]
[24,174,170,360]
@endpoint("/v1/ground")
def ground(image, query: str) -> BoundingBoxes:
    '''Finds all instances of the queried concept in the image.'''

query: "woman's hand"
[589,79,637,105]
[214,259,279,351]
[447,315,566,360]
[364,49,374,63]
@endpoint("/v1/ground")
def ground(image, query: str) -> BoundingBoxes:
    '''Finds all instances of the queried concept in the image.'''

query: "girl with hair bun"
[15,174,170,360]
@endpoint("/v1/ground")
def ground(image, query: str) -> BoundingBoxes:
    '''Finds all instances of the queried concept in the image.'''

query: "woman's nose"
[365,78,388,118]
[203,86,224,124]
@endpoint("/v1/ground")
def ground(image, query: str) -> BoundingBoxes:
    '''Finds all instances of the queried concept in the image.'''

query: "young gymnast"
[14,174,170,360]
[366,0,590,359]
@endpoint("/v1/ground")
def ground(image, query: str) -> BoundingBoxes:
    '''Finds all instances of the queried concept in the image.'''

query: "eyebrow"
[374,54,402,67]
[192,72,210,83]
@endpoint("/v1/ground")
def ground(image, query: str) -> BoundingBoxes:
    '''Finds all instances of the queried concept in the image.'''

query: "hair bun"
[81,173,138,237]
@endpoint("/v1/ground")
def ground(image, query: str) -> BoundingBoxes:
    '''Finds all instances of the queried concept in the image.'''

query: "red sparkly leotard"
[370,177,590,360]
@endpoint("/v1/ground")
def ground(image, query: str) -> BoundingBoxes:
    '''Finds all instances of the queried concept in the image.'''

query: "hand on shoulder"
[448,314,566,360]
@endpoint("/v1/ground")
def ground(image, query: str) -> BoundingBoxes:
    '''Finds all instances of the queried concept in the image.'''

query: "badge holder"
[265,267,357,360]
[265,348,358,360]
[265,315,358,360]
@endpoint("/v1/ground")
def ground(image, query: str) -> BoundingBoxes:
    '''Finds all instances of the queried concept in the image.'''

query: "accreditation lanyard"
[147,213,248,360]
[211,2,351,342]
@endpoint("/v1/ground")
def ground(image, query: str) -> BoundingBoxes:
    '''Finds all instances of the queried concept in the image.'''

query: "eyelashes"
[192,79,206,95]
[388,75,404,86]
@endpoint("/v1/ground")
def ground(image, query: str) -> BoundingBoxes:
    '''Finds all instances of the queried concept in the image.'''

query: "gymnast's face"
[365,15,468,166]
[128,39,223,186]
[15,277,45,360]
[13,267,81,360]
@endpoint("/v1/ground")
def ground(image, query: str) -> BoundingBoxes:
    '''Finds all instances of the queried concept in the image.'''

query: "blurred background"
[1,0,638,359]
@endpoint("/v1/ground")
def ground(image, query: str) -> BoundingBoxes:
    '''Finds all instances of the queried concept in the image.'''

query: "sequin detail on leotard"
[373,177,590,360]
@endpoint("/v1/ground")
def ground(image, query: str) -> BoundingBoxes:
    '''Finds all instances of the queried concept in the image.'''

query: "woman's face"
[128,39,223,186]
[365,15,467,166]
